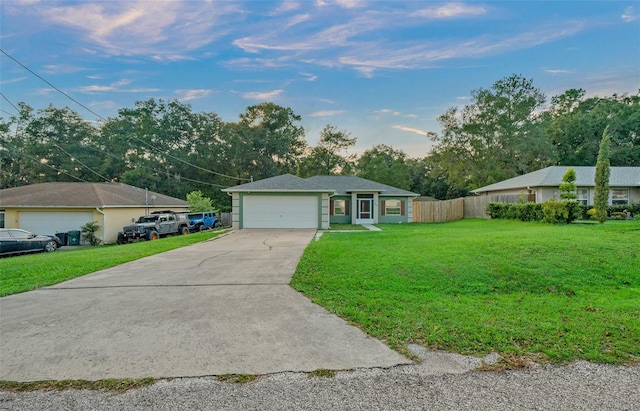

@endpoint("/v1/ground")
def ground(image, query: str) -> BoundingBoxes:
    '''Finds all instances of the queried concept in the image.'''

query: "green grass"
[292,219,640,364]
[0,230,226,297]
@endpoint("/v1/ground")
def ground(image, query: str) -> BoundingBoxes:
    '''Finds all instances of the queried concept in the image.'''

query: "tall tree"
[545,91,640,166]
[429,74,552,191]
[237,102,306,176]
[356,144,412,190]
[298,124,356,177]
[594,127,611,223]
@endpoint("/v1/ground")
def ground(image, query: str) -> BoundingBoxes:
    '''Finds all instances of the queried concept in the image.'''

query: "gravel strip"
[2,361,638,411]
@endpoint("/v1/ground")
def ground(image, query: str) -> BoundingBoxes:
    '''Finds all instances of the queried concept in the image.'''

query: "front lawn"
[292,219,640,364]
[0,230,225,297]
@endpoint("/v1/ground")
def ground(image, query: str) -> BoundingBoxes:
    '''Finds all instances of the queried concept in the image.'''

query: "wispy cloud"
[76,78,158,93]
[42,64,86,74]
[39,0,241,58]
[242,89,284,100]
[392,125,430,136]
[412,2,487,19]
[0,76,28,85]
[545,69,575,75]
[622,6,637,22]
[176,89,213,101]
[309,109,345,117]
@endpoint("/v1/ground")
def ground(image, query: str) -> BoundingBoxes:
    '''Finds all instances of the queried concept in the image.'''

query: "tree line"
[1,74,638,209]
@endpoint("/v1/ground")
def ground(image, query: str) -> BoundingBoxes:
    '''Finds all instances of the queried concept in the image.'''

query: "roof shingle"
[0,183,188,207]
[473,166,640,193]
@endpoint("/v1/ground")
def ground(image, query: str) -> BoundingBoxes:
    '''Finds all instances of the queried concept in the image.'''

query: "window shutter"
[330,200,334,216]
[345,200,350,215]
[401,200,405,216]
[381,200,386,216]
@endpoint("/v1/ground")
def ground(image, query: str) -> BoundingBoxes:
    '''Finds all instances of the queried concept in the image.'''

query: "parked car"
[188,211,220,232]
[117,210,190,244]
[0,229,62,256]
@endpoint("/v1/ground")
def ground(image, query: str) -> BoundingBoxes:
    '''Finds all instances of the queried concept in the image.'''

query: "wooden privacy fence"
[413,198,464,222]
[219,212,232,227]
[413,194,534,223]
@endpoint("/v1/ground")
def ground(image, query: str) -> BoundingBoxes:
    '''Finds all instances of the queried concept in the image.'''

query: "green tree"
[594,127,612,223]
[298,124,356,177]
[186,190,214,212]
[429,74,552,192]
[356,145,412,190]
[545,91,640,166]
[237,102,307,177]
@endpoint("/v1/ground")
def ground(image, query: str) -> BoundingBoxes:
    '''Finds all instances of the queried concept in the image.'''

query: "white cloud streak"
[309,109,345,117]
[176,89,213,101]
[412,2,487,19]
[242,89,284,100]
[392,125,430,136]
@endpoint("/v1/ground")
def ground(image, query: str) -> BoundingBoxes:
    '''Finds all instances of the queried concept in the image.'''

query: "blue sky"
[1,1,638,157]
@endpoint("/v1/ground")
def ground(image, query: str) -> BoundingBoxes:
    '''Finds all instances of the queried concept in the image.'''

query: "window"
[0,210,5,228]
[611,189,629,205]
[385,200,401,216]
[333,200,346,215]
[576,188,588,206]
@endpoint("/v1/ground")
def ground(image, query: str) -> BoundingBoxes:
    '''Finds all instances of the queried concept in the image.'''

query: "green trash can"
[67,230,81,246]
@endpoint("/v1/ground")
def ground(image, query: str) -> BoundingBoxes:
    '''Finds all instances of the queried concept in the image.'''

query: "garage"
[20,211,94,236]
[243,195,319,229]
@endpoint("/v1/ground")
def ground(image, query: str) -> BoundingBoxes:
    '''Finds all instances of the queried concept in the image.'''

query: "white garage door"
[243,195,318,229]
[20,211,94,235]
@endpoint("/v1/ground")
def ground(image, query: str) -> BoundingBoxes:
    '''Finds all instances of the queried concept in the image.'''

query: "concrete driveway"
[0,229,410,382]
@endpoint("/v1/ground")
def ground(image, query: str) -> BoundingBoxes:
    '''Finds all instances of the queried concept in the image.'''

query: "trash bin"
[67,230,81,246]
[55,232,68,246]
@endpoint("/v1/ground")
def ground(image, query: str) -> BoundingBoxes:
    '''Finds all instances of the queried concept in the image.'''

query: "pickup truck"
[117,211,190,243]
[188,211,220,232]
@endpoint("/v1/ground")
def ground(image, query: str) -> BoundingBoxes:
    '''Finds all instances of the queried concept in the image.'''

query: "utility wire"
[53,143,112,183]
[0,91,21,113]
[4,149,90,183]
[81,145,231,188]
[1,48,251,182]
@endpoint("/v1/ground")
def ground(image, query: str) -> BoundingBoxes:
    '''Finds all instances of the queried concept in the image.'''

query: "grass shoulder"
[292,219,640,365]
[0,230,227,297]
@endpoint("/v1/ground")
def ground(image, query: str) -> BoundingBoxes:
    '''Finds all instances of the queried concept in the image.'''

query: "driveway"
[0,229,410,382]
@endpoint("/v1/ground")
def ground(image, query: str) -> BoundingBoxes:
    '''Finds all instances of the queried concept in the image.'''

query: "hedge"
[487,202,639,222]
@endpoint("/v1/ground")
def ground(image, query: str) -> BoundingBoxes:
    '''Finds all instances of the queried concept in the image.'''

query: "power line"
[53,143,112,183]
[1,92,21,114]
[2,148,90,183]
[0,48,252,182]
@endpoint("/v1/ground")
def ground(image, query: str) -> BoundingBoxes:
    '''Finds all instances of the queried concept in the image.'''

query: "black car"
[0,229,62,256]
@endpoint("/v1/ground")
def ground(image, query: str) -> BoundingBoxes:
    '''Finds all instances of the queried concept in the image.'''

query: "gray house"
[472,166,640,206]
[222,174,418,229]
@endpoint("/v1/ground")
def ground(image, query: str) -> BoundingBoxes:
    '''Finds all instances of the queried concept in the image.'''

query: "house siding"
[329,195,352,224]
[2,206,188,244]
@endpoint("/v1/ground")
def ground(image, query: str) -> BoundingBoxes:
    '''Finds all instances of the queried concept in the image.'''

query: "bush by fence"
[486,201,639,222]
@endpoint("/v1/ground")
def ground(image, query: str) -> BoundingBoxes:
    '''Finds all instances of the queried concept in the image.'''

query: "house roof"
[473,166,640,194]
[222,174,335,193]
[0,182,189,208]
[306,175,419,196]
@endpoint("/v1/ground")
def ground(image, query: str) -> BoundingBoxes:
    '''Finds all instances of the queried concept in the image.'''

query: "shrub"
[486,202,543,222]
[81,221,102,246]
[542,199,567,224]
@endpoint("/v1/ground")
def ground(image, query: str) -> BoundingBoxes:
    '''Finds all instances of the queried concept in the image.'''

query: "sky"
[1,0,639,158]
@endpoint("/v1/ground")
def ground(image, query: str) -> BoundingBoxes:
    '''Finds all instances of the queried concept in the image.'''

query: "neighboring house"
[222,174,418,229]
[0,183,189,244]
[472,166,640,206]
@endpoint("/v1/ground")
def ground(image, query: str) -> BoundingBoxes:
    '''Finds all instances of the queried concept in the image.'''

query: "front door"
[356,199,374,224]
